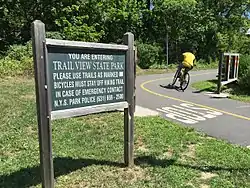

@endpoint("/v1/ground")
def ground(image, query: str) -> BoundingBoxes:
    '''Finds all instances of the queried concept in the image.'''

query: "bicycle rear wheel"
[180,72,190,91]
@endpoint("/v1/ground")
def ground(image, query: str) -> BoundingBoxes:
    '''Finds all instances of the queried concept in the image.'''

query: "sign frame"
[217,52,240,94]
[45,39,129,120]
[31,20,135,188]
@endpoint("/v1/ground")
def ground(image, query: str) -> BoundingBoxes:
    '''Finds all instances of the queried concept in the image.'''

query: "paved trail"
[136,69,250,146]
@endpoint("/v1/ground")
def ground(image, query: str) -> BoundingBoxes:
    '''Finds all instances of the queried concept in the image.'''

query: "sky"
[149,0,154,10]
[247,29,250,35]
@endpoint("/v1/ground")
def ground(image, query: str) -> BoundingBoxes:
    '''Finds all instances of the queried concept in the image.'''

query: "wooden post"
[236,55,239,78]
[123,32,135,167]
[31,20,54,188]
[217,52,223,94]
[133,46,137,113]
[227,55,231,81]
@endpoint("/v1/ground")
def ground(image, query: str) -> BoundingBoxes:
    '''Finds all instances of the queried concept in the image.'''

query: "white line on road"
[157,103,223,124]
[236,106,250,109]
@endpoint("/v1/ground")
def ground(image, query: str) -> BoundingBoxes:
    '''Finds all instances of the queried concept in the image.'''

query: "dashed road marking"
[236,105,250,109]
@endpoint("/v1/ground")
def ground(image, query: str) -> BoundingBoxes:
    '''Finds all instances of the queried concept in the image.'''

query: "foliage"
[238,54,250,93]
[63,24,104,42]
[136,41,164,69]
[239,70,250,93]
[6,42,32,61]
[46,32,65,40]
[0,42,33,77]
[0,0,249,81]
[238,54,250,78]
[194,60,218,69]
[53,2,105,42]
[1,0,249,54]
[100,0,146,43]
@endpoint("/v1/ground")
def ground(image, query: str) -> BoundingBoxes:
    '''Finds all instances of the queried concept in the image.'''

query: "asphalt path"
[136,69,250,146]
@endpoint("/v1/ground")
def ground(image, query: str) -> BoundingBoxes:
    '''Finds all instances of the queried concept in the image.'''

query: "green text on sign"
[47,47,126,111]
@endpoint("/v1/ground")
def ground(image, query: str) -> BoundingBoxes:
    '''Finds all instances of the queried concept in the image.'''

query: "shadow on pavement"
[159,84,183,92]
[192,87,214,93]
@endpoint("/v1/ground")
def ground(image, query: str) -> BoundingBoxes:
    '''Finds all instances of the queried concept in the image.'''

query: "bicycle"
[171,64,191,91]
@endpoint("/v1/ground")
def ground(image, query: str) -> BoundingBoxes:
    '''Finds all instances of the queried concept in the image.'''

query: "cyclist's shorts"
[182,61,193,69]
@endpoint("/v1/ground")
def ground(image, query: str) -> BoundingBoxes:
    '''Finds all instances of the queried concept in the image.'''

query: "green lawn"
[191,79,250,103]
[1,77,250,188]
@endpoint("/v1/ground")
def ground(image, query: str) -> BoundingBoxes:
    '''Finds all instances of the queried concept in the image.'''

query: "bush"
[0,42,33,77]
[194,59,218,69]
[238,70,250,94]
[136,41,164,69]
[63,25,104,42]
[238,54,250,78]
[46,32,65,40]
[0,58,21,76]
[0,57,33,77]
[6,41,32,61]
[238,54,250,93]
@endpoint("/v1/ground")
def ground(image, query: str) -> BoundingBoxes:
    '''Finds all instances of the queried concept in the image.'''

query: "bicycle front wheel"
[180,72,190,91]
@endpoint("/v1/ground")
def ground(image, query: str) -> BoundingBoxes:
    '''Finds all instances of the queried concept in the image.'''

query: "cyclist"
[171,49,196,86]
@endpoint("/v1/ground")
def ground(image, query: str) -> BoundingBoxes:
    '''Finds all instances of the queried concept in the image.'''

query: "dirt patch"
[186,144,196,158]
[116,166,151,184]
[160,148,174,159]
[0,76,33,85]
[200,172,218,180]
[0,150,14,157]
[82,116,108,127]
[64,166,150,187]
[137,145,149,153]
[197,172,218,188]
[181,144,196,160]
[200,184,210,188]
[186,181,195,187]
[136,136,149,153]
[205,136,216,140]
[94,166,149,186]
[25,126,36,135]
[20,94,35,100]
[67,181,89,188]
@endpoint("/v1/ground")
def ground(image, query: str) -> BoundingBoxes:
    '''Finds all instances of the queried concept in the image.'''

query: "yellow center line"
[140,72,250,121]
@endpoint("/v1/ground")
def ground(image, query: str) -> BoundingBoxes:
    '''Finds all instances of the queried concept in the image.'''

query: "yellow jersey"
[182,52,195,68]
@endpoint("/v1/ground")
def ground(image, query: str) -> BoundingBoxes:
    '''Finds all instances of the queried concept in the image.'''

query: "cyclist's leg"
[179,63,185,76]
[183,65,193,80]
[171,63,183,86]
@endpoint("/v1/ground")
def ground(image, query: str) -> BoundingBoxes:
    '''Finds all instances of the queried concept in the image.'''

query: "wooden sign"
[31,20,135,188]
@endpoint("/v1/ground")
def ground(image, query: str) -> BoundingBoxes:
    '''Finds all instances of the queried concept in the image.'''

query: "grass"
[1,76,250,188]
[191,79,250,103]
